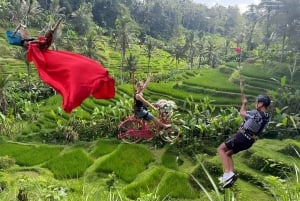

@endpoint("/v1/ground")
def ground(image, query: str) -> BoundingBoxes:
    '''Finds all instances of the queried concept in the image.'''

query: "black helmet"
[256,94,271,107]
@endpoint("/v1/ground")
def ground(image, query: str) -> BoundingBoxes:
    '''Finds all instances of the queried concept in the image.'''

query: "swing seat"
[6,30,22,46]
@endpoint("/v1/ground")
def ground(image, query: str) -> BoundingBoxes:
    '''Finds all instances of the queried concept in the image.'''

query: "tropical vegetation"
[0,0,300,200]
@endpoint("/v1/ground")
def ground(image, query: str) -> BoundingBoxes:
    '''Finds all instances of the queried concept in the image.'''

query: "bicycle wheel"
[159,124,180,143]
[118,118,143,144]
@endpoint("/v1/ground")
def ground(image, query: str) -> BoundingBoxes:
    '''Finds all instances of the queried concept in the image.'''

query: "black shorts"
[224,132,255,154]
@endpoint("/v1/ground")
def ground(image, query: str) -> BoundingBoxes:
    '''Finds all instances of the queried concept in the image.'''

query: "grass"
[122,166,167,199]
[157,171,199,199]
[90,139,120,158]
[148,82,241,106]
[93,143,154,182]
[0,142,32,158]
[161,146,182,170]
[0,137,299,200]
[183,68,240,93]
[233,179,274,201]
[251,139,300,167]
[44,148,93,179]
[14,145,63,166]
[278,138,300,157]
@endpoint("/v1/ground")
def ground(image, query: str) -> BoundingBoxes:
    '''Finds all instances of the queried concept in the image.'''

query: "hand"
[148,73,153,80]
[152,105,159,111]
[242,97,247,104]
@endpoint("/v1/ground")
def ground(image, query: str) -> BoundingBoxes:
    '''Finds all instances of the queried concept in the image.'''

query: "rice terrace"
[0,0,300,201]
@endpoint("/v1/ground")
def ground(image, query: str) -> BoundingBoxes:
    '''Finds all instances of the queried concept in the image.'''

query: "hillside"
[1,137,300,200]
[1,27,300,200]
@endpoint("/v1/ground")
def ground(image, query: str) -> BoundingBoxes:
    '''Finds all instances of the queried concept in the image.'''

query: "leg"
[152,117,171,129]
[217,142,235,184]
[217,143,234,173]
[18,27,31,39]
[226,150,234,172]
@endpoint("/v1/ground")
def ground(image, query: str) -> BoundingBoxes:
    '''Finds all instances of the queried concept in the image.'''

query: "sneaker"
[219,172,235,184]
[223,174,238,188]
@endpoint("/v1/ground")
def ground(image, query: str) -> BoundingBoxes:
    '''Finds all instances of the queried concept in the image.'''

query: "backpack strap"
[256,111,269,134]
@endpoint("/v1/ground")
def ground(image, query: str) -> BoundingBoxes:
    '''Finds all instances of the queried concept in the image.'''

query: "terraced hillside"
[1,30,300,200]
[2,55,286,138]
[1,137,300,200]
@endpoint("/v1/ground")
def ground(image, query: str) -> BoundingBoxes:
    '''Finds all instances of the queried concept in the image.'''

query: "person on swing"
[6,20,59,50]
[217,94,271,188]
[6,19,115,113]
[134,73,171,129]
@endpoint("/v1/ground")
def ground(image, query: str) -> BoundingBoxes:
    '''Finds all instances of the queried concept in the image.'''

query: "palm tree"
[244,4,263,51]
[70,2,92,36]
[126,53,138,97]
[287,51,300,85]
[195,32,206,68]
[79,28,107,64]
[166,40,186,70]
[114,8,139,83]
[205,39,221,68]
[126,53,138,78]
[144,36,156,73]
[258,0,283,51]
[184,31,196,69]
[275,0,300,62]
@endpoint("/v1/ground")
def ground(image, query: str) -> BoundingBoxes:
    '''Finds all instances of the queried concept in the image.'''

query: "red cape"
[27,43,115,113]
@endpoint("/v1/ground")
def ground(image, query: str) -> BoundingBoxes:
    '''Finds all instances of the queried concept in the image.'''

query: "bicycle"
[118,99,180,144]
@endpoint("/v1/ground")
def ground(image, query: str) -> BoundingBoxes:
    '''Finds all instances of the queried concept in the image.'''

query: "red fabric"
[235,47,241,54]
[27,43,115,113]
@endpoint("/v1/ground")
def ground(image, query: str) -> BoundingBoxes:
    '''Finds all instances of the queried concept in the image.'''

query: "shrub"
[278,139,300,157]
[0,156,15,169]
[245,152,292,178]
[264,174,300,201]
[0,180,8,192]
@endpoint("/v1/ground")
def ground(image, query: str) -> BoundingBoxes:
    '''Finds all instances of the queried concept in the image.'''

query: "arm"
[18,27,31,39]
[135,93,157,110]
[240,95,247,119]
[143,73,153,89]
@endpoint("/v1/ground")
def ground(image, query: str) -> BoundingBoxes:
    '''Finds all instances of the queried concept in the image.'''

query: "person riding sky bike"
[134,73,172,129]
[217,94,271,188]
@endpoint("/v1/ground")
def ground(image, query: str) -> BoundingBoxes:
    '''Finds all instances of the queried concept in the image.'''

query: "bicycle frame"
[117,116,154,140]
[118,113,179,144]
[118,99,180,144]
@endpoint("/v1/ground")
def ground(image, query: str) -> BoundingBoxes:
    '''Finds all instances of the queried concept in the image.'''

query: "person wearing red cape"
[6,25,115,113]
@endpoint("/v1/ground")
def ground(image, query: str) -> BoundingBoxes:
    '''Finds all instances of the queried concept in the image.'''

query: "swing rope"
[13,0,33,36]
[238,67,244,100]
[132,70,136,110]
[236,47,244,100]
